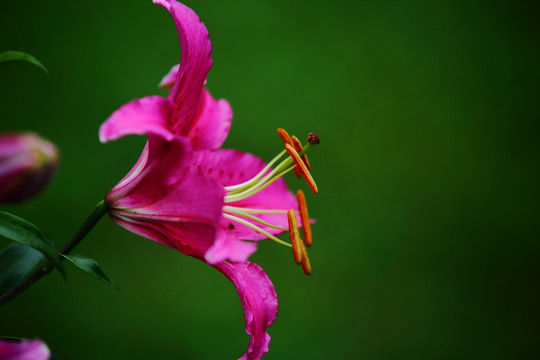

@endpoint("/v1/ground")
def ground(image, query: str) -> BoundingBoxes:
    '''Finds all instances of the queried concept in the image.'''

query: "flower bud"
[0,132,58,203]
[0,338,51,360]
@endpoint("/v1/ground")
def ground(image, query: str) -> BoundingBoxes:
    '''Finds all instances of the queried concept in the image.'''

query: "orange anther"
[291,135,310,170]
[287,209,303,264]
[278,128,301,178]
[296,190,312,246]
[300,242,312,275]
[277,128,293,146]
[291,135,302,153]
[285,143,319,194]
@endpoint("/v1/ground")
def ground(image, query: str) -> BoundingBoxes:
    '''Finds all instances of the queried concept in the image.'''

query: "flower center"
[222,128,319,275]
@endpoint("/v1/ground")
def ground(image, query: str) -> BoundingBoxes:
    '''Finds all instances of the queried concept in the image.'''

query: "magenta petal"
[129,163,225,225]
[0,338,50,360]
[213,261,278,360]
[110,213,217,256]
[106,134,224,255]
[205,229,257,264]
[105,135,192,206]
[158,64,230,150]
[154,0,213,136]
[109,213,177,249]
[158,63,180,90]
[194,149,298,240]
[188,88,232,150]
[99,96,173,143]
[107,135,224,227]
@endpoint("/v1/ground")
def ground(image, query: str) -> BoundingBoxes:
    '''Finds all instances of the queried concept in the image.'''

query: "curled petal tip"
[99,96,174,143]
[158,64,180,90]
[215,261,277,360]
[98,129,109,143]
[153,0,213,136]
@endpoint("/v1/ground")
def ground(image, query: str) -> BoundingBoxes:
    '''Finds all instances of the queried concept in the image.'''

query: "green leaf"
[62,254,117,289]
[0,244,44,295]
[0,212,65,279]
[0,50,48,73]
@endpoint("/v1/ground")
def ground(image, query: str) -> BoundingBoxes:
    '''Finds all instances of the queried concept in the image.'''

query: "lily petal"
[108,135,224,227]
[193,149,297,240]
[154,0,213,136]
[99,95,174,143]
[133,164,224,224]
[213,261,278,360]
[106,135,192,206]
[159,64,232,150]
[111,214,217,256]
[189,88,232,150]
[158,63,180,90]
[205,228,257,264]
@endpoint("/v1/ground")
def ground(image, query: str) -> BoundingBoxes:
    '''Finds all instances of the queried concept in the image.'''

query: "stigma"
[222,128,318,275]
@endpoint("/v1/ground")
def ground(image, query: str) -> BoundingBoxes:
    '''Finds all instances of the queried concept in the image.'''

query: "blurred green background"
[1,0,539,359]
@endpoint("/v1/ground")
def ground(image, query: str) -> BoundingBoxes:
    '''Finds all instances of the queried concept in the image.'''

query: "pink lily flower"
[0,338,50,360]
[99,1,318,359]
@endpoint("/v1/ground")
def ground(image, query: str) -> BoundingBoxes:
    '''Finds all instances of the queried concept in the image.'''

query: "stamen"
[223,206,288,231]
[291,135,310,170]
[278,128,301,178]
[220,129,318,271]
[277,128,293,147]
[287,209,303,264]
[223,213,292,247]
[284,143,319,194]
[300,241,312,275]
[223,206,288,214]
[224,166,295,203]
[296,190,312,246]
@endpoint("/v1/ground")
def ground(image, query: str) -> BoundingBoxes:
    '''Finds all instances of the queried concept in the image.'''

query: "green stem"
[0,200,108,307]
